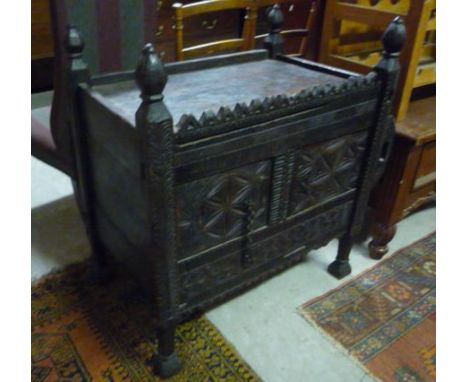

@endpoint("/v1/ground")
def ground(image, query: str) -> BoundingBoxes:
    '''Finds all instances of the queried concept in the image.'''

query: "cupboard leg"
[328,235,353,279]
[72,182,112,284]
[154,324,182,378]
[368,222,396,260]
[88,229,113,285]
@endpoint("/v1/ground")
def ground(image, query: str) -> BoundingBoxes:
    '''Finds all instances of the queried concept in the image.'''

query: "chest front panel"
[175,160,272,258]
[289,131,368,215]
[174,129,368,265]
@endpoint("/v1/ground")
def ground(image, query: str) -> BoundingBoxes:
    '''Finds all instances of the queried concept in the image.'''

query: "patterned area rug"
[299,233,436,382]
[32,261,259,381]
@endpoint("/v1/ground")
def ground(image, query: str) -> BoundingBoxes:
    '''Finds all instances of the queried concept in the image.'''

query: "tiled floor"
[31,155,435,382]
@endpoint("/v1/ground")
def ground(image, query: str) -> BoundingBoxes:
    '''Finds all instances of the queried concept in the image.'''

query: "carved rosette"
[176,161,271,256]
[289,132,368,214]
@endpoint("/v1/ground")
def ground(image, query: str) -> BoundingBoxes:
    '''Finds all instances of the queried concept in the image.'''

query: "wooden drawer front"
[175,160,272,258]
[156,3,241,39]
[179,201,352,305]
[288,131,368,216]
[414,141,436,189]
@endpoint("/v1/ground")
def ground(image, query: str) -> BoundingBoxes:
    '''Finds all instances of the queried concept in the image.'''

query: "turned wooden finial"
[267,4,284,32]
[66,25,85,57]
[264,4,284,58]
[135,43,167,101]
[382,16,406,56]
[65,25,90,84]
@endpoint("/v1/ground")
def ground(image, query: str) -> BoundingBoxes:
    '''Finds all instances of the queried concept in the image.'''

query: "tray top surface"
[93,59,346,130]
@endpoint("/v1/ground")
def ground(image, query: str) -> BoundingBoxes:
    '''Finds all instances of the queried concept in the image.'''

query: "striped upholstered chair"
[32,0,158,178]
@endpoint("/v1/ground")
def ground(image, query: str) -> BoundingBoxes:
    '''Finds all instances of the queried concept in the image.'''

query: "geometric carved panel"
[180,201,353,302]
[175,160,271,257]
[289,131,368,214]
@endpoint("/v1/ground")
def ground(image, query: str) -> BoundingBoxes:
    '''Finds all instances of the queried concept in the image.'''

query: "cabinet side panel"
[79,89,153,289]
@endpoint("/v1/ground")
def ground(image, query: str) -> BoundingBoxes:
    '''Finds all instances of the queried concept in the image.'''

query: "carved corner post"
[65,26,111,282]
[264,4,284,58]
[135,44,182,378]
[328,17,406,278]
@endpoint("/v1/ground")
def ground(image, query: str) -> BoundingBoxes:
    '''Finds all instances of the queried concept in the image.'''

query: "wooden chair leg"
[368,222,396,260]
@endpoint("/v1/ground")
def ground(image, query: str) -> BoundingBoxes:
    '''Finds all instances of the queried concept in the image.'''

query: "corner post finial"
[136,43,168,102]
[66,25,90,84]
[264,4,284,58]
[382,16,406,58]
[374,16,406,84]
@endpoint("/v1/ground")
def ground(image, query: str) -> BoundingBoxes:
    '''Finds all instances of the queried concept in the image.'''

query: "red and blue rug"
[32,261,259,381]
[299,233,436,382]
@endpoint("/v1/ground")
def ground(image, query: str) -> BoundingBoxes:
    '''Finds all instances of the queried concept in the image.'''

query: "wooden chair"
[253,0,322,58]
[318,0,435,121]
[173,0,257,60]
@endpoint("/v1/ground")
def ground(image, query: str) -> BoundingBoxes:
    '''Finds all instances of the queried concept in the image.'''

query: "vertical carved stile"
[135,44,179,322]
[349,17,406,236]
[65,25,91,174]
[281,150,295,219]
[270,151,295,224]
[64,26,112,276]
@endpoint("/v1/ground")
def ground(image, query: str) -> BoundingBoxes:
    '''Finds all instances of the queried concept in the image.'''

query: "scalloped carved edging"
[175,72,379,144]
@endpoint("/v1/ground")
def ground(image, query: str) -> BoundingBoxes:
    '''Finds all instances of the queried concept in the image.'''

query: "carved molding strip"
[175,73,378,144]
[270,151,296,224]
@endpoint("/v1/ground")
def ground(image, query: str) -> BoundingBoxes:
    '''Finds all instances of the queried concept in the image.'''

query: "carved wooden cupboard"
[60,6,405,374]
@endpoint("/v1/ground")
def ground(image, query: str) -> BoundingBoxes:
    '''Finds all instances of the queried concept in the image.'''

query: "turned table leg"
[328,235,353,279]
[154,324,182,378]
[368,222,396,260]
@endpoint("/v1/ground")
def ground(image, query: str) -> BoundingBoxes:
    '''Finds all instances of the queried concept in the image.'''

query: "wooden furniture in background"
[47,0,405,375]
[318,0,435,121]
[254,0,323,58]
[32,0,324,90]
[32,0,55,92]
[368,94,435,259]
[173,0,256,60]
